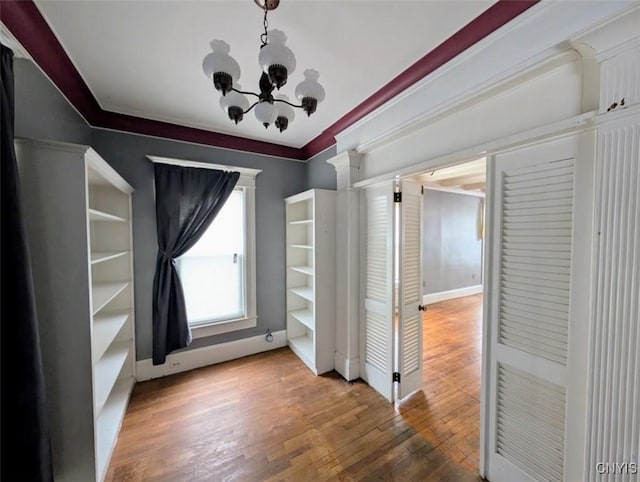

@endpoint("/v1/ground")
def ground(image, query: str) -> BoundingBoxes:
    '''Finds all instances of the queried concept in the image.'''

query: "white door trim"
[350,119,596,479]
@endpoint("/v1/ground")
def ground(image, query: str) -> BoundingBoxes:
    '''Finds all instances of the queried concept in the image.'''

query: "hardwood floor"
[401,293,483,473]
[106,294,483,481]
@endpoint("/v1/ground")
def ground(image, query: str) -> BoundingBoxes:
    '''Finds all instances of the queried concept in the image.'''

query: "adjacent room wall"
[423,189,483,295]
[91,129,307,359]
[14,58,91,145]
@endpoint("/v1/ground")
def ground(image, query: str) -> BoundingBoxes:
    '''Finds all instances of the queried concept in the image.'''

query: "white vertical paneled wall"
[587,112,640,481]
[599,46,640,114]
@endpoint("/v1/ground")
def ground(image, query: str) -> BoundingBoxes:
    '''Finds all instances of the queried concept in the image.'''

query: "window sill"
[190,316,257,339]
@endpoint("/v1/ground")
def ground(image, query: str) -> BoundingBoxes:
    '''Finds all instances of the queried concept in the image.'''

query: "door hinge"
[394,192,402,203]
[393,372,401,383]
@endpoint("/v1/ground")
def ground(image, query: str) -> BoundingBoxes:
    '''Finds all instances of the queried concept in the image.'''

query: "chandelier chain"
[260,2,269,47]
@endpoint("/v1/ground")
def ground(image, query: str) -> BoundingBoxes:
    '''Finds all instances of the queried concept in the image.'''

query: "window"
[177,189,246,325]
[149,158,260,338]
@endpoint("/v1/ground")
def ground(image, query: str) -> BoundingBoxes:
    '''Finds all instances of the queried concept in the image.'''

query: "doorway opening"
[397,157,487,473]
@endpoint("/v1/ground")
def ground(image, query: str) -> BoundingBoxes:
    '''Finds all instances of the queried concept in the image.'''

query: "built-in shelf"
[96,377,134,482]
[289,309,314,330]
[289,219,313,225]
[18,139,136,482]
[290,266,313,275]
[94,342,131,415]
[92,311,129,362]
[92,282,129,315]
[89,208,127,223]
[91,251,128,265]
[290,286,313,301]
[285,189,335,376]
[289,334,314,363]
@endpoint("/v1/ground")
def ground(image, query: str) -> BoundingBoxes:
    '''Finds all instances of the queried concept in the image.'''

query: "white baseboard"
[422,284,483,305]
[136,329,287,381]
[334,351,360,381]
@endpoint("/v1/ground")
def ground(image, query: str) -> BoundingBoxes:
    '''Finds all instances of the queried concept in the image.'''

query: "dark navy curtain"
[1,44,53,481]
[152,163,239,365]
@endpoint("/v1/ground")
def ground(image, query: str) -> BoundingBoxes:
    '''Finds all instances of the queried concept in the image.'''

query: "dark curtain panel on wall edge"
[1,44,53,481]
[152,163,239,365]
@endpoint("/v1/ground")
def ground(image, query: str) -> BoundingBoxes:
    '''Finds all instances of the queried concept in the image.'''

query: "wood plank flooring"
[402,293,483,473]
[106,294,483,481]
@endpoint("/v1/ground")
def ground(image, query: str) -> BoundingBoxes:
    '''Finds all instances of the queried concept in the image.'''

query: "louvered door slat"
[505,167,574,185]
[496,364,566,481]
[503,190,574,204]
[500,324,568,350]
[502,267,569,283]
[503,241,571,252]
[504,197,574,211]
[503,254,571,267]
[502,283,569,311]
[362,186,394,401]
[398,181,423,398]
[502,293,567,320]
[502,272,570,289]
[488,132,594,481]
[504,213,574,223]
[504,181,574,197]
[500,313,568,336]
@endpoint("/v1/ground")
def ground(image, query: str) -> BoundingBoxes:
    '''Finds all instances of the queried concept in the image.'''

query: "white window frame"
[147,155,260,339]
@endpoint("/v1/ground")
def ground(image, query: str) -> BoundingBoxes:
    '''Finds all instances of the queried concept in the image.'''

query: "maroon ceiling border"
[2,0,539,161]
[0,0,305,160]
[300,0,540,159]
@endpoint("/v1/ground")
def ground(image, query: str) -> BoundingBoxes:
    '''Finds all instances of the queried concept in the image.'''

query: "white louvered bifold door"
[398,181,423,399]
[361,183,395,401]
[486,131,595,481]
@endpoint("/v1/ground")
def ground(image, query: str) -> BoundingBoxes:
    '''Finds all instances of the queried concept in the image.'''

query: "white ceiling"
[34,0,495,148]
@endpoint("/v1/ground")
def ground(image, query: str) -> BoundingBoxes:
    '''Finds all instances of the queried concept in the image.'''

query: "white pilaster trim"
[572,4,640,60]
[136,330,286,381]
[327,150,362,189]
[334,352,360,381]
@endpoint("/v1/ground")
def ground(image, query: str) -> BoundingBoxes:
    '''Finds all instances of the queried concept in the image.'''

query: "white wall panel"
[587,114,640,481]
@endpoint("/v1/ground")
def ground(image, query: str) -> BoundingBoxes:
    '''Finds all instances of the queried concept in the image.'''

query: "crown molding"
[1,0,539,161]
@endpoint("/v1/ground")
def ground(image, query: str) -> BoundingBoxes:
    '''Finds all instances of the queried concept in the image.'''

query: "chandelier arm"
[243,101,261,115]
[273,98,303,109]
[231,87,261,99]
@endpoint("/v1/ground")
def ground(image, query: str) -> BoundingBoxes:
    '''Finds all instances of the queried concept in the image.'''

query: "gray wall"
[14,59,91,145]
[91,130,307,359]
[306,146,337,190]
[423,189,483,294]
[13,57,310,361]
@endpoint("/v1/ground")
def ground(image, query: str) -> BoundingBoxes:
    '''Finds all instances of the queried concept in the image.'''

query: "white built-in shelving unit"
[16,138,136,482]
[285,189,336,375]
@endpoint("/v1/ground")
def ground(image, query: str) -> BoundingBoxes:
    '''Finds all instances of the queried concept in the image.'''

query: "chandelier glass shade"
[202,1,325,132]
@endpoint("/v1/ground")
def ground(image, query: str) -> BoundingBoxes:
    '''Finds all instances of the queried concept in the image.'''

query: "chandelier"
[202,0,326,133]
